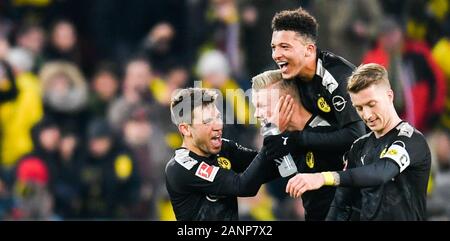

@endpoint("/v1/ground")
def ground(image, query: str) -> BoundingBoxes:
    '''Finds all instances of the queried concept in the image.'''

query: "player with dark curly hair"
[269,7,366,157]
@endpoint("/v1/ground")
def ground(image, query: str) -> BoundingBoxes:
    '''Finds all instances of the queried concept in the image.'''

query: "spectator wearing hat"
[39,61,89,135]
[14,116,61,185]
[10,116,61,219]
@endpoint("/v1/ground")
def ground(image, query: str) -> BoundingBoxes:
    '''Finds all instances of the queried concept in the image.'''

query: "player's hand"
[262,133,290,161]
[286,173,325,198]
[263,131,300,161]
[269,95,294,133]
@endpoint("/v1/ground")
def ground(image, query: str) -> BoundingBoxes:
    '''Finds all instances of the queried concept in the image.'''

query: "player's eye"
[203,115,222,124]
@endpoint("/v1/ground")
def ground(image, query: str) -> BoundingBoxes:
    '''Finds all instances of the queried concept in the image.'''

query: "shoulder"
[395,122,426,141]
[319,50,356,71]
[165,149,204,184]
[383,122,430,171]
[166,149,199,173]
[393,122,429,147]
[316,51,356,95]
[318,51,356,79]
[395,122,417,137]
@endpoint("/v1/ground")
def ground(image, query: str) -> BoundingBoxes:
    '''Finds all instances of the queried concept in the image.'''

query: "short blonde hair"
[252,69,282,90]
[252,69,299,100]
[347,63,391,93]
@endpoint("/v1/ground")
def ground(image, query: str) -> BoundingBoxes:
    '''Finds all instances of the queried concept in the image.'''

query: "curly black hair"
[271,8,318,43]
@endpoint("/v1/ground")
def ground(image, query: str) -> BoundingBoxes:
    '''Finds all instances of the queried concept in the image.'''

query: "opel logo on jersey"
[332,95,347,112]
[317,97,331,113]
[217,157,231,170]
[306,151,314,169]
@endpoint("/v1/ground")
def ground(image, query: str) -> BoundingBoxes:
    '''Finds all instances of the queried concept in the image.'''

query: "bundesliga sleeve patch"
[195,162,220,182]
[382,142,410,172]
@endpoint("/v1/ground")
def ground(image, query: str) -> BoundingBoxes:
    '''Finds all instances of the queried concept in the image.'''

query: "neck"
[299,52,317,81]
[375,111,402,138]
[181,139,210,157]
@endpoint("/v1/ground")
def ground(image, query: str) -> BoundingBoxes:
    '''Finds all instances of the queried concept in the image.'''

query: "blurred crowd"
[1,0,450,220]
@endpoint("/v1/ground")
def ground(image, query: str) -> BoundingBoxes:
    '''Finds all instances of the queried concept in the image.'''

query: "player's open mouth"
[211,135,222,148]
[277,61,288,73]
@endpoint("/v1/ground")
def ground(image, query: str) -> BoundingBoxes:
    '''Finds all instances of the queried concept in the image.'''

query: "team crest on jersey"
[317,97,331,113]
[195,162,219,182]
[217,157,231,170]
[306,151,315,169]
[387,149,398,155]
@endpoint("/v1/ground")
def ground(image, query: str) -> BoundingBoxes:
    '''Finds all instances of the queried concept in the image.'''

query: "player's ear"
[179,123,191,137]
[305,44,315,58]
[387,89,394,102]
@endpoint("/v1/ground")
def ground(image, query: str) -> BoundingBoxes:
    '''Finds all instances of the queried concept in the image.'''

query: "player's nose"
[212,117,223,129]
[362,108,373,121]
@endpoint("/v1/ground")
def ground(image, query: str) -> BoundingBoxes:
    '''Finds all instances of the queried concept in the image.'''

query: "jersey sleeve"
[380,124,430,172]
[220,138,258,173]
[324,62,362,127]
[338,123,431,187]
[167,149,273,197]
[296,120,366,153]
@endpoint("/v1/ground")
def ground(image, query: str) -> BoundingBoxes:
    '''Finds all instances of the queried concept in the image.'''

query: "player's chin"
[208,147,221,155]
[281,68,300,80]
[281,71,294,79]
[368,124,382,132]
[208,143,222,154]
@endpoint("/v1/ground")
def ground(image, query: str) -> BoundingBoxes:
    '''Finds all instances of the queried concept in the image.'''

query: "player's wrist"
[321,171,340,186]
